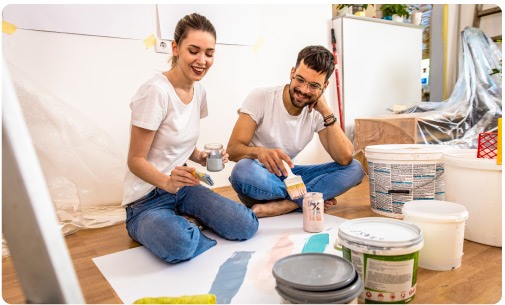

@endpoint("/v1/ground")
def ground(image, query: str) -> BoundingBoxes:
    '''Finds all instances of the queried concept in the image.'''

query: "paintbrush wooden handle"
[281,160,295,178]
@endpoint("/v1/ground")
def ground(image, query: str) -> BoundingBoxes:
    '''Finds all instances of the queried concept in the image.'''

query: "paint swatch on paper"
[301,233,329,253]
[209,251,255,304]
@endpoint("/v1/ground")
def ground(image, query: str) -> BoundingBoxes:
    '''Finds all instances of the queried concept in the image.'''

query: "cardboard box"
[353,114,453,172]
[354,116,417,173]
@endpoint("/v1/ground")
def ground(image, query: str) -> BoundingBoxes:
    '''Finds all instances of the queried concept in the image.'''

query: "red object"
[331,28,345,132]
[477,132,498,159]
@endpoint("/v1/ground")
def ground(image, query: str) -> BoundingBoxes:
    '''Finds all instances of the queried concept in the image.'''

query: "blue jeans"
[229,159,365,208]
[125,184,258,263]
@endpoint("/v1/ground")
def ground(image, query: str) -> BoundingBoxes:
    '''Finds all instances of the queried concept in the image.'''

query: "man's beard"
[289,86,321,109]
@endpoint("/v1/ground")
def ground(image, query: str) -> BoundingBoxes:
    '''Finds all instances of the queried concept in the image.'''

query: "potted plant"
[336,4,373,17]
[380,4,410,22]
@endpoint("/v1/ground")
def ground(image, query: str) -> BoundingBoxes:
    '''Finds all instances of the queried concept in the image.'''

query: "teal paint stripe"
[208,251,255,304]
[301,233,329,253]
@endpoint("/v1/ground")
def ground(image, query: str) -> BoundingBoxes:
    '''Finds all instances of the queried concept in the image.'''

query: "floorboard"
[2,177,502,304]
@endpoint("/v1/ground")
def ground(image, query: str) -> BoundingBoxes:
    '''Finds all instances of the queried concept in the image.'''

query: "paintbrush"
[281,160,307,200]
[192,170,214,186]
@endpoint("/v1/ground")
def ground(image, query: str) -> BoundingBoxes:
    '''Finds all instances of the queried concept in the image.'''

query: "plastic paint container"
[365,144,449,218]
[337,217,424,303]
[402,200,469,270]
[272,253,363,304]
[443,149,502,247]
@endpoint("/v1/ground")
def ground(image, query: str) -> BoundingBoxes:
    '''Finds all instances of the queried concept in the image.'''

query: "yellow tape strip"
[497,117,502,165]
[144,34,156,49]
[442,4,448,100]
[2,20,17,34]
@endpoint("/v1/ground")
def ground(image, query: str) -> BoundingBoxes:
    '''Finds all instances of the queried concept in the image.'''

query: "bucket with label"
[443,149,502,247]
[336,217,424,303]
[365,144,449,218]
[272,253,363,304]
[402,200,469,270]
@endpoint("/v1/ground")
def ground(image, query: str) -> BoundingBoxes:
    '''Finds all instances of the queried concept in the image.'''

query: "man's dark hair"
[295,45,335,82]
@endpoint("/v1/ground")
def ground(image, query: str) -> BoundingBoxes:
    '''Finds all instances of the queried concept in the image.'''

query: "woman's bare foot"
[251,200,299,218]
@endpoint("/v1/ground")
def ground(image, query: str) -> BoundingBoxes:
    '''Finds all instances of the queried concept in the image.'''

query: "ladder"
[473,4,502,42]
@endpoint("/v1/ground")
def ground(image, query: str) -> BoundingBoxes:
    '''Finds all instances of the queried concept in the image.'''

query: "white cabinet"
[331,16,423,138]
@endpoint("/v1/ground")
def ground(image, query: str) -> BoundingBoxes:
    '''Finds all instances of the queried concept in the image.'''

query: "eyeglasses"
[291,75,323,92]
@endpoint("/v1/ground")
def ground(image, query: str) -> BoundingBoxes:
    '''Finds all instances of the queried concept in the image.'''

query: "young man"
[227,45,364,218]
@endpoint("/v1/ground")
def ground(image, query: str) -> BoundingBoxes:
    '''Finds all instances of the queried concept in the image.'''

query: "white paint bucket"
[402,200,469,270]
[337,217,423,303]
[443,149,502,247]
[365,144,448,218]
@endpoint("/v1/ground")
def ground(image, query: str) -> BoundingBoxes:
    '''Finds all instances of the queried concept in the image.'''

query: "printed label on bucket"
[368,162,445,217]
[343,247,418,304]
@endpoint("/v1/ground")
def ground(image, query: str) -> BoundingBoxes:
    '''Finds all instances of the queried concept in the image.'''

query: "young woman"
[122,13,258,263]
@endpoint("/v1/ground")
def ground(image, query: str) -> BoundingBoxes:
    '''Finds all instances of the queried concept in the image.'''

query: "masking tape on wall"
[2,20,17,34]
[144,34,156,49]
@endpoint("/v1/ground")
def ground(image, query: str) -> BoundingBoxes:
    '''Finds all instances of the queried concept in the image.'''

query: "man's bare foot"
[324,198,338,209]
[251,200,299,218]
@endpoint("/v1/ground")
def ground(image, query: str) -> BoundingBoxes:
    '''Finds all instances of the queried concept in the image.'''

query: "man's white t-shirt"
[240,86,325,160]
[122,74,208,206]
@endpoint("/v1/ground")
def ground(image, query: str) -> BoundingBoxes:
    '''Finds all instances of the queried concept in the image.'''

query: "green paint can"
[337,217,424,304]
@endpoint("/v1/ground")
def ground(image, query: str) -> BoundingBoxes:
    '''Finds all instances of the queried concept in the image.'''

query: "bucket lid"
[443,149,502,171]
[338,217,423,251]
[365,144,452,161]
[402,200,469,222]
[275,272,363,304]
[272,253,356,292]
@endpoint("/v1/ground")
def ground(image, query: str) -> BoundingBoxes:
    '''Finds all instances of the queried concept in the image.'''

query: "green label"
[342,246,419,304]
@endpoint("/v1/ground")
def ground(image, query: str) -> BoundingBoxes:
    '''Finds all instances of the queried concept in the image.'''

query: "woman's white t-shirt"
[122,74,208,206]
[240,86,325,160]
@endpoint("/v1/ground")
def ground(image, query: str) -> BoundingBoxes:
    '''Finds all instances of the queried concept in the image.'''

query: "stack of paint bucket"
[272,253,363,304]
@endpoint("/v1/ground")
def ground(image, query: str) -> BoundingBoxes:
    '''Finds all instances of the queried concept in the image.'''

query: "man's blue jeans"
[229,159,365,208]
[125,184,259,263]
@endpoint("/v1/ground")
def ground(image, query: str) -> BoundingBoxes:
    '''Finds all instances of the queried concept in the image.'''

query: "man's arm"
[318,121,354,165]
[310,95,354,165]
[227,113,260,161]
[227,113,292,176]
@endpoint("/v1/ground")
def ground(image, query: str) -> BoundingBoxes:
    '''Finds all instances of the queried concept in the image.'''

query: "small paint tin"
[302,192,324,233]
[204,143,223,172]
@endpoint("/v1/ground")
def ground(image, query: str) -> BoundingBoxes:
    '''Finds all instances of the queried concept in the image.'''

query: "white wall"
[2,4,334,188]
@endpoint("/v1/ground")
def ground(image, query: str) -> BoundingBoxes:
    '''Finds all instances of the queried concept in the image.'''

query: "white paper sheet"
[93,213,348,304]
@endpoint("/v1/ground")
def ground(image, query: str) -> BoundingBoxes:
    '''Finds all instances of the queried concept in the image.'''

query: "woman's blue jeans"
[229,159,365,208]
[125,184,258,263]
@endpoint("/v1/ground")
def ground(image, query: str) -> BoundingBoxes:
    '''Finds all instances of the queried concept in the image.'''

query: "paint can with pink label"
[302,192,324,233]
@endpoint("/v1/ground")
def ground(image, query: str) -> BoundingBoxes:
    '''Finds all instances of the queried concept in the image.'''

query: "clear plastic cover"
[5,62,126,240]
[387,26,502,148]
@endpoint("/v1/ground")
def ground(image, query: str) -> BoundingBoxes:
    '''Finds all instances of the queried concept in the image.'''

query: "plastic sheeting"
[5,62,126,239]
[391,26,502,148]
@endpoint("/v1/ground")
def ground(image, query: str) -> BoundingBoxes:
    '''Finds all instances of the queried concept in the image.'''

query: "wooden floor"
[2,177,502,304]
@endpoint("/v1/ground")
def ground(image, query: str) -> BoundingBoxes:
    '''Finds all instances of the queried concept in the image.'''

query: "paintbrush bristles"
[193,170,215,186]
[284,174,307,200]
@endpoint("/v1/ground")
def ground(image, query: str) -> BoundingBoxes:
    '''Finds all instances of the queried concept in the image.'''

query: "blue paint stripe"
[208,251,255,304]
